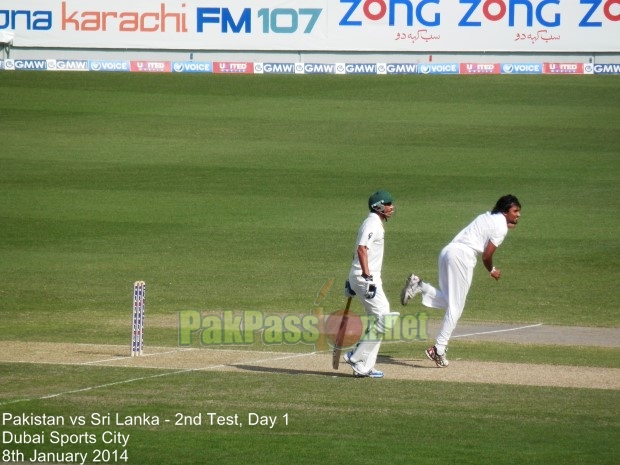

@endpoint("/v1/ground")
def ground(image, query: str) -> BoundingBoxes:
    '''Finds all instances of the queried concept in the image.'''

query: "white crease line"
[141,351,319,372]
[0,369,196,406]
[81,348,194,365]
[90,347,308,365]
[452,323,544,339]
[198,351,317,371]
[0,351,319,406]
[0,349,195,367]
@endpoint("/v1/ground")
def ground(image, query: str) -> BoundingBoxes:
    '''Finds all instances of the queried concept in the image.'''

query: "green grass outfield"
[0,72,619,464]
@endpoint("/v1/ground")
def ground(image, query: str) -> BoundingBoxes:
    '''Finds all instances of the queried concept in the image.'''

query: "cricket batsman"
[343,190,399,378]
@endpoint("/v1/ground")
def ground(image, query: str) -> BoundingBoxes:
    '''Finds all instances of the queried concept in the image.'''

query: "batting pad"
[375,312,400,334]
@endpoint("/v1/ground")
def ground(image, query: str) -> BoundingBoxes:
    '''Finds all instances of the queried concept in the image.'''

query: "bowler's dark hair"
[492,195,521,214]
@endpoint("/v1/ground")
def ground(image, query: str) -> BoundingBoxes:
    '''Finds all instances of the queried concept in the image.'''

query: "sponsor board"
[0,58,612,77]
[89,60,130,72]
[2,1,618,52]
[594,63,620,74]
[418,63,460,75]
[384,63,418,75]
[130,61,172,73]
[2,59,47,70]
[254,63,296,74]
[460,63,501,74]
[283,63,339,75]
[171,61,212,73]
[501,63,543,74]
[46,59,89,71]
[343,63,377,75]
[213,62,253,74]
[302,63,336,74]
[543,62,586,74]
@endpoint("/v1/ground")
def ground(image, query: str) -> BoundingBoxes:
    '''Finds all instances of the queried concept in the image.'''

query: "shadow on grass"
[378,355,435,369]
[230,355,435,378]
[231,364,354,378]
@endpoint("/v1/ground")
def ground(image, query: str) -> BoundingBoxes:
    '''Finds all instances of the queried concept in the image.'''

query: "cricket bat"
[332,297,352,370]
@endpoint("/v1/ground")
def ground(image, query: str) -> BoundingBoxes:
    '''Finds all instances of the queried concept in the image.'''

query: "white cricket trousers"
[347,273,390,374]
[421,242,476,354]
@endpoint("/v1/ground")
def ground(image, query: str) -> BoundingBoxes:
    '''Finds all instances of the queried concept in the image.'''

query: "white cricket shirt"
[350,212,385,277]
[451,212,508,255]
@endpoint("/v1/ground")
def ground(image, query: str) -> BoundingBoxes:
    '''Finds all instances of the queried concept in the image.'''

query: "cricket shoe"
[425,345,449,368]
[354,368,384,379]
[344,351,382,377]
[344,351,368,377]
[401,273,422,305]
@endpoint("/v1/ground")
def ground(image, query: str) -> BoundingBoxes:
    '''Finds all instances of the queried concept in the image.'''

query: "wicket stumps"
[131,281,146,357]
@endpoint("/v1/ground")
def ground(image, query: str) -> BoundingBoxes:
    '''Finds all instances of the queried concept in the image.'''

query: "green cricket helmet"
[368,190,393,214]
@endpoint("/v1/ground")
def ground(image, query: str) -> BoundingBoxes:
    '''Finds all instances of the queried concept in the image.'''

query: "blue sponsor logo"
[48,60,89,71]
[418,63,459,75]
[386,63,418,74]
[458,0,560,27]
[303,63,336,74]
[89,61,130,72]
[501,63,542,74]
[172,61,212,73]
[255,63,297,74]
[345,63,376,74]
[594,63,620,74]
[339,0,439,27]
[196,7,322,34]
[3,59,47,70]
[0,8,52,31]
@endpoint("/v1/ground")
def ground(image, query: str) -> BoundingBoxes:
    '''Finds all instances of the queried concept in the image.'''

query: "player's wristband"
[490,267,497,275]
